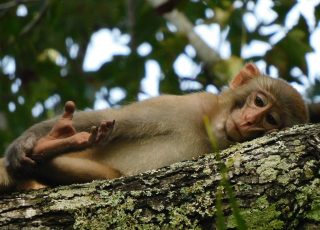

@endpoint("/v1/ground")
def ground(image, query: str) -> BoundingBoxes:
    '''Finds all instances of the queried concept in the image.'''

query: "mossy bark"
[1,124,320,229]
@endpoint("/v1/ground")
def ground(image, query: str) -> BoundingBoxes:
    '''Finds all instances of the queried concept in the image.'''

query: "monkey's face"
[225,90,282,142]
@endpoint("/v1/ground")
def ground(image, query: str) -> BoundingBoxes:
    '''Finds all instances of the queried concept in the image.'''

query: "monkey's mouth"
[225,118,243,142]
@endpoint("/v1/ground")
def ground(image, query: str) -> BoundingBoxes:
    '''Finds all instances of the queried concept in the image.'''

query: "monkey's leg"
[36,155,122,185]
[0,158,47,192]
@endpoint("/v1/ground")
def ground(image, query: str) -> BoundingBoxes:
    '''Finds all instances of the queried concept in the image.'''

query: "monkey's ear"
[229,63,261,89]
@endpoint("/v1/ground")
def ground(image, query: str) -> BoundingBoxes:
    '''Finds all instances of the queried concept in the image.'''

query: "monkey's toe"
[91,121,114,145]
[62,101,76,119]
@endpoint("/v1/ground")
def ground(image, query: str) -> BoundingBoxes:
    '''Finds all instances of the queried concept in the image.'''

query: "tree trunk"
[1,124,320,229]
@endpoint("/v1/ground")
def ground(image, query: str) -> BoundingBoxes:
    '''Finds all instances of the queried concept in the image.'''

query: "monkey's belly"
[89,135,209,176]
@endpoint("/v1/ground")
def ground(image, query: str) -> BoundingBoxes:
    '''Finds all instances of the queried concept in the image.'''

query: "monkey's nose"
[244,114,259,125]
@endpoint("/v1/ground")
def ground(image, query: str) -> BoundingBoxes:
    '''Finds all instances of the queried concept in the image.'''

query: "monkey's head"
[223,63,308,143]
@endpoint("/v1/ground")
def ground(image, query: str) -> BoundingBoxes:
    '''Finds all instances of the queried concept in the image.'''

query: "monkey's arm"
[4,101,109,171]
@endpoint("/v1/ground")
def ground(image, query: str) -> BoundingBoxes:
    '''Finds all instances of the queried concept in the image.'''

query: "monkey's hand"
[88,120,115,147]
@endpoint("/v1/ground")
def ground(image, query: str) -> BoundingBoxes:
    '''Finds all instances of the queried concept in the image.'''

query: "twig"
[20,0,49,36]
[146,0,222,81]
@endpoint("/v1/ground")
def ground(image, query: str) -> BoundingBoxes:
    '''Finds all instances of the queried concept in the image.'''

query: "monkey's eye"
[254,94,267,107]
[266,113,278,126]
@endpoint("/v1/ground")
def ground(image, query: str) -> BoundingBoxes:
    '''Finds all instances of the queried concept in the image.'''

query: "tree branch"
[20,0,49,36]
[146,0,221,77]
[1,124,320,228]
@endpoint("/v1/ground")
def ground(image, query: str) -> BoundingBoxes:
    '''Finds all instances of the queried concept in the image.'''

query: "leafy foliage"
[0,0,318,153]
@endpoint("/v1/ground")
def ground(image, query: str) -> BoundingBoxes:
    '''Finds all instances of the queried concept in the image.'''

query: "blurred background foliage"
[0,0,319,154]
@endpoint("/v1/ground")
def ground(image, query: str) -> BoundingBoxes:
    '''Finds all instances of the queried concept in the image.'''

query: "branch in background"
[0,113,8,130]
[163,10,220,64]
[127,0,137,52]
[146,0,221,78]
[20,0,49,36]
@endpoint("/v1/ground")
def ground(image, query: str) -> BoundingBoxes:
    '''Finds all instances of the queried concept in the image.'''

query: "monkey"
[0,63,309,192]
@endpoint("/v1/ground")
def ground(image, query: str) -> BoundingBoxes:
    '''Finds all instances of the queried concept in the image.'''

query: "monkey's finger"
[95,121,114,145]
[106,120,115,129]
[89,126,98,145]
[62,101,75,119]
[96,121,108,143]
[104,120,115,138]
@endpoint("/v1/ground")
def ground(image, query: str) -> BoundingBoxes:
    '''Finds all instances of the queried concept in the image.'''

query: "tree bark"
[1,124,320,229]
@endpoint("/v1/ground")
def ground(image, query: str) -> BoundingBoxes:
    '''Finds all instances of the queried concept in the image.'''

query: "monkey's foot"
[32,131,92,160]
[30,101,86,160]
[31,115,114,164]
[29,101,115,161]
[31,121,115,160]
